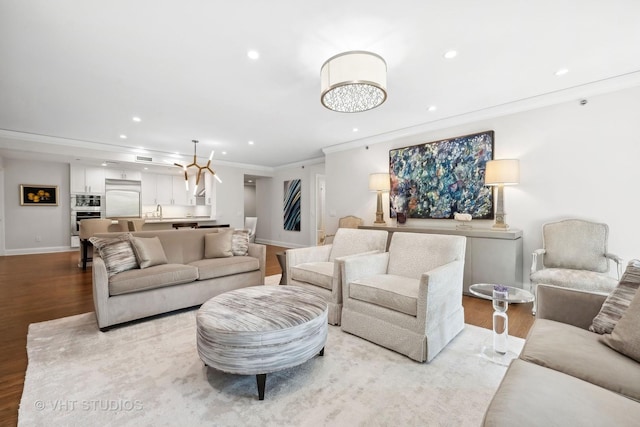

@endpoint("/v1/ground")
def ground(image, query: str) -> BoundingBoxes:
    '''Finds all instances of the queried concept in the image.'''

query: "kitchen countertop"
[109,217,219,224]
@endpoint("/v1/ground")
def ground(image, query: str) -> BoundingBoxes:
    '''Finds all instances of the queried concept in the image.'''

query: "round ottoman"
[196,285,328,400]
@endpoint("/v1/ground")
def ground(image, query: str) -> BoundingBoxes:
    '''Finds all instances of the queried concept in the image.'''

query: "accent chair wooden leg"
[256,374,266,400]
[319,347,325,356]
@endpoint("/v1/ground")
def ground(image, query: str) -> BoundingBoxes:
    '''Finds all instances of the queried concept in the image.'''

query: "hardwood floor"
[0,246,534,426]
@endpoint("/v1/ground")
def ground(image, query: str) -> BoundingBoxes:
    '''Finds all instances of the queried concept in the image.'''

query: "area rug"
[19,278,523,427]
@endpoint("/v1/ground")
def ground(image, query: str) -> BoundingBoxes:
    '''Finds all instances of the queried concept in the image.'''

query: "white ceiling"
[1,0,640,171]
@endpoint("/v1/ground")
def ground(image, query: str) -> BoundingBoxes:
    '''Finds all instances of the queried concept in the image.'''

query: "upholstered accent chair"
[245,217,257,243]
[340,232,467,362]
[530,219,623,313]
[322,215,364,245]
[286,228,388,325]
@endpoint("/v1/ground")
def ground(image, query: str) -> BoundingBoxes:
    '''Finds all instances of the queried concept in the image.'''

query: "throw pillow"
[590,260,640,334]
[232,229,250,256]
[130,236,168,269]
[89,235,138,277]
[204,230,233,258]
[600,287,640,363]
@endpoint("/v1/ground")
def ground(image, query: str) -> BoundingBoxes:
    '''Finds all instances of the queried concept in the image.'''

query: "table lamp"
[484,159,519,230]
[369,173,390,225]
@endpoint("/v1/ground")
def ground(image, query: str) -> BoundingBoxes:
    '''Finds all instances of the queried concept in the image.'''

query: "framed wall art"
[283,179,301,231]
[389,130,494,219]
[20,184,59,206]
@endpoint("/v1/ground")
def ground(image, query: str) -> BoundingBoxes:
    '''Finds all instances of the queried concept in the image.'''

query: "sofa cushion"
[482,359,640,427]
[130,236,168,269]
[189,256,259,280]
[232,229,250,256]
[89,235,138,277]
[349,274,419,316]
[108,264,199,296]
[590,260,640,334]
[290,262,334,290]
[204,230,233,258]
[601,288,640,363]
[520,318,640,402]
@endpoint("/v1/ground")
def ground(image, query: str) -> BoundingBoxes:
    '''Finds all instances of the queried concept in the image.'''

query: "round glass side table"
[469,283,534,365]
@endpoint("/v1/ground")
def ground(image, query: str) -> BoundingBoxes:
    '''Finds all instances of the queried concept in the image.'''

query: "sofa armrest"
[92,255,110,329]
[536,284,607,330]
[247,243,266,283]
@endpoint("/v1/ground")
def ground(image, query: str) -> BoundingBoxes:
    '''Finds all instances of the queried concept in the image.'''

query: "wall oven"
[71,194,103,211]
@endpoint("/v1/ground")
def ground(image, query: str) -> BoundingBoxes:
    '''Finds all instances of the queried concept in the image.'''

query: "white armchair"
[245,217,257,243]
[286,228,388,325]
[530,219,623,313]
[341,232,467,362]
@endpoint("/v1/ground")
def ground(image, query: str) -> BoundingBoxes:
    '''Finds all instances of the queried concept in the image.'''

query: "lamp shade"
[321,51,387,113]
[369,173,390,192]
[485,159,520,186]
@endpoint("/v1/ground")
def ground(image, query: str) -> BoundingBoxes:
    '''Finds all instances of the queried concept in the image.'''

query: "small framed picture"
[20,184,59,206]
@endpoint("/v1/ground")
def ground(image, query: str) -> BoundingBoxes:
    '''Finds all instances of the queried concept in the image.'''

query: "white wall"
[244,185,257,217]
[325,86,640,284]
[255,162,325,248]
[3,158,71,253]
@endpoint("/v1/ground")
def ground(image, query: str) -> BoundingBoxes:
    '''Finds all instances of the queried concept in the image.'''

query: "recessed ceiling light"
[144,167,148,170]
[443,50,458,59]
[353,128,359,132]
[101,162,107,167]
[132,116,141,122]
[248,140,254,145]
[428,105,437,112]
[247,50,260,60]
[248,180,253,183]
[119,134,127,139]
[555,68,569,76]
[222,151,227,155]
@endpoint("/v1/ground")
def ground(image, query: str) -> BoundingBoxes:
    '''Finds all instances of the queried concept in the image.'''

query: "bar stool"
[79,219,113,270]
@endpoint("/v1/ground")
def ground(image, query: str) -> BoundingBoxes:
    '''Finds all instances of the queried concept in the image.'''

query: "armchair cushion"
[530,268,618,294]
[349,274,419,316]
[290,262,334,290]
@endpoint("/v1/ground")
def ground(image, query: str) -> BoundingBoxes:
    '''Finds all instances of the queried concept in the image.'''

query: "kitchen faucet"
[156,204,162,219]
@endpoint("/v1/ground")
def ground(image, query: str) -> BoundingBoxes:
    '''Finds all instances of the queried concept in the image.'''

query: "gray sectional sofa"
[92,228,265,330]
[483,282,640,426]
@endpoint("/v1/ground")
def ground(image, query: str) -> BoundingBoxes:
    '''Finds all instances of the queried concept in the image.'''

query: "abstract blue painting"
[389,131,494,219]
[283,179,301,231]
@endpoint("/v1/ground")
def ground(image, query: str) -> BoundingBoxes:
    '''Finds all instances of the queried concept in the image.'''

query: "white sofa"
[92,228,266,330]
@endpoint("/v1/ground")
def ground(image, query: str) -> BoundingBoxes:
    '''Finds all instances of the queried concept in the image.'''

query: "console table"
[359,225,523,295]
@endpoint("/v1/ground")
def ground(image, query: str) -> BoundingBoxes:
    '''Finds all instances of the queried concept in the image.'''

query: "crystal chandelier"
[174,140,222,193]
[320,51,387,113]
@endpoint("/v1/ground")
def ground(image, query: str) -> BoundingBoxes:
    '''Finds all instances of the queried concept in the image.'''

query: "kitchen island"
[109,218,229,231]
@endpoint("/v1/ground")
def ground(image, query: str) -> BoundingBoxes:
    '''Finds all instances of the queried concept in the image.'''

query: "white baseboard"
[4,246,78,256]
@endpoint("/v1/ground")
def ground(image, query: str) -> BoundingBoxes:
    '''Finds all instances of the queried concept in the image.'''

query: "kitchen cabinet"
[104,169,141,181]
[150,174,188,206]
[70,165,105,194]
[141,173,158,205]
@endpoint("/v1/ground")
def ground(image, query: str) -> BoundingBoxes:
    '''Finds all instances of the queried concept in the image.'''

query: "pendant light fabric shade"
[321,51,387,113]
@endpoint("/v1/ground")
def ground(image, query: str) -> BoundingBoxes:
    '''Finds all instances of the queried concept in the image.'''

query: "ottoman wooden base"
[197,285,328,400]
